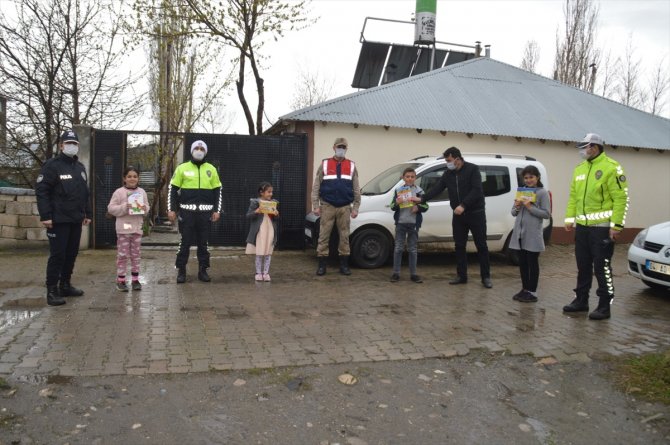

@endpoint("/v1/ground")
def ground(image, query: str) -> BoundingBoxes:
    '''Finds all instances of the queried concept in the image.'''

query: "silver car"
[627,221,670,290]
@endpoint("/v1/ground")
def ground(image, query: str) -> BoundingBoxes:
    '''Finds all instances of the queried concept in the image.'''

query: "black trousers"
[46,222,82,286]
[452,210,490,280]
[574,225,615,299]
[176,211,211,269]
[518,249,540,292]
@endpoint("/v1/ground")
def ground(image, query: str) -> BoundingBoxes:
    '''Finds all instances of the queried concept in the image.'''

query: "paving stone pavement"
[0,244,668,378]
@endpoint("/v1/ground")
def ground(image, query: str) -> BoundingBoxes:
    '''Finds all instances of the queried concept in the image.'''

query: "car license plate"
[646,260,670,275]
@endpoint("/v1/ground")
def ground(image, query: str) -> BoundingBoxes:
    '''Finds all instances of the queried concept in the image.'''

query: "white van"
[305,154,553,268]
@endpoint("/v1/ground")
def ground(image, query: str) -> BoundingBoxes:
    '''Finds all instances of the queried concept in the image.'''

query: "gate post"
[74,124,92,249]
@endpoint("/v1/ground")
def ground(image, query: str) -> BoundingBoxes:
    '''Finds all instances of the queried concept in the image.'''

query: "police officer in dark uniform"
[168,140,222,283]
[35,130,92,306]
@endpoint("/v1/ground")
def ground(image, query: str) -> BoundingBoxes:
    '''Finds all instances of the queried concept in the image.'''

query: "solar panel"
[412,48,448,75]
[351,42,390,89]
[381,45,418,84]
[445,50,475,66]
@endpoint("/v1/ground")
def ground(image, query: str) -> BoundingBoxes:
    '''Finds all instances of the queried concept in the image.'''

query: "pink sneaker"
[255,274,263,281]
[263,274,271,282]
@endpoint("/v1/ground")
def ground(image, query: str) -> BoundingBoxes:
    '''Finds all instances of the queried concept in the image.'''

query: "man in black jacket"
[35,130,92,306]
[422,146,492,288]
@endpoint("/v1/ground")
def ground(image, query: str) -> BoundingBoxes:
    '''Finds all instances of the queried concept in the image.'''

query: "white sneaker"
[263,274,271,282]
[255,274,263,281]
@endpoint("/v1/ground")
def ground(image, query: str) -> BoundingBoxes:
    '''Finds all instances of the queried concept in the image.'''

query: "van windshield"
[361,163,422,195]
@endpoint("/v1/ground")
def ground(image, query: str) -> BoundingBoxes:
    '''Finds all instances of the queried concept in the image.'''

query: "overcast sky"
[224,0,670,134]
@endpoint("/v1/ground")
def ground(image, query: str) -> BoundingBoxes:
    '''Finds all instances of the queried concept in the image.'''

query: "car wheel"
[351,228,392,269]
[642,280,669,291]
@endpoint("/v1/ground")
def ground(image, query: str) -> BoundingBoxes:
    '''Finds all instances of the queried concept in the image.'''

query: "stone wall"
[0,187,48,248]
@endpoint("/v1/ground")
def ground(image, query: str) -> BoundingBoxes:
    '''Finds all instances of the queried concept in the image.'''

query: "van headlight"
[632,229,648,248]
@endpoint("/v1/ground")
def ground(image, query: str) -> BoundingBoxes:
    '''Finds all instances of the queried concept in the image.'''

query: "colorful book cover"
[128,191,145,215]
[396,185,415,209]
[515,187,537,203]
[258,199,278,214]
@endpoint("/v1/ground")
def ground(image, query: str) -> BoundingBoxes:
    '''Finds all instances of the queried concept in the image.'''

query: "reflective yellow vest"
[564,152,629,230]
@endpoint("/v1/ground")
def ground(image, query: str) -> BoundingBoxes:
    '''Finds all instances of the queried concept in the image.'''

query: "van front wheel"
[351,228,391,269]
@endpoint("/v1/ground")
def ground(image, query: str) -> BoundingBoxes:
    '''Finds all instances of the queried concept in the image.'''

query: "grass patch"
[247,367,268,376]
[0,378,10,390]
[0,413,22,429]
[269,368,297,385]
[614,350,670,405]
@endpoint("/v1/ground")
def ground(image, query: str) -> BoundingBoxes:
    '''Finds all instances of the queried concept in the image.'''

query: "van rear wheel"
[351,228,391,269]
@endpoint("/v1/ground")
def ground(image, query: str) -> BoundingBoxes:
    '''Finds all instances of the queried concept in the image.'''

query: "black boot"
[176,267,186,284]
[198,265,211,282]
[316,257,327,276]
[59,281,84,297]
[563,294,589,312]
[339,256,352,275]
[47,285,65,306]
[589,296,611,320]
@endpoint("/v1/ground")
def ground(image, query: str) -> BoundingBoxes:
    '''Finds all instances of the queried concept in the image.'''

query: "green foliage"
[615,350,670,405]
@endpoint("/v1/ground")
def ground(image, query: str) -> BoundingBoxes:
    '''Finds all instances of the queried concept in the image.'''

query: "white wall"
[312,122,670,229]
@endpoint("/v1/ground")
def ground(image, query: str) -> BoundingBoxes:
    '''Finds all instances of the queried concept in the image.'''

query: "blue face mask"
[579,148,590,160]
[446,161,456,170]
[335,148,347,158]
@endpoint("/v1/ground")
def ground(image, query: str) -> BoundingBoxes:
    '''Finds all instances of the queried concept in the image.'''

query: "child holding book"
[107,166,150,291]
[510,165,551,302]
[390,168,429,283]
[245,182,279,281]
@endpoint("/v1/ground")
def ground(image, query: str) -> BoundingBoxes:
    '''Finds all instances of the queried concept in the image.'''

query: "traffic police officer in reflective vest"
[168,140,222,283]
[36,130,92,306]
[311,137,361,276]
[563,133,629,320]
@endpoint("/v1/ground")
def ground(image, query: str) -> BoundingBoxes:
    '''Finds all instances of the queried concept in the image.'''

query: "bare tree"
[0,0,143,185]
[553,0,600,90]
[646,57,668,115]
[130,0,234,219]
[617,36,646,108]
[289,68,334,110]
[520,40,540,73]
[177,0,312,135]
[595,49,619,99]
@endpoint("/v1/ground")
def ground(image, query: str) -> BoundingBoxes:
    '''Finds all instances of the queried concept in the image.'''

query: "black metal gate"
[92,130,126,248]
[91,130,307,250]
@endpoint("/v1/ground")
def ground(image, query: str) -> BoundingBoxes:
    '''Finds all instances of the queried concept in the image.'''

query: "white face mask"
[192,150,205,161]
[579,148,590,160]
[446,161,456,170]
[334,148,347,158]
[62,143,79,157]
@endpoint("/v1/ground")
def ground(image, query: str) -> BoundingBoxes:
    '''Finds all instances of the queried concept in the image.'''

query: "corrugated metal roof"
[279,58,670,151]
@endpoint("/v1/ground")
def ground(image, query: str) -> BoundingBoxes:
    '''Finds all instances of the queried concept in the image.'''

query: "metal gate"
[91,130,307,250]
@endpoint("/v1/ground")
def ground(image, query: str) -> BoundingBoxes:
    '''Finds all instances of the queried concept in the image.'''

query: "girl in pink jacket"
[107,167,150,291]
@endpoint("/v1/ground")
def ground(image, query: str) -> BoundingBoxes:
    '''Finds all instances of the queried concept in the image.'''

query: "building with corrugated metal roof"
[269,57,670,239]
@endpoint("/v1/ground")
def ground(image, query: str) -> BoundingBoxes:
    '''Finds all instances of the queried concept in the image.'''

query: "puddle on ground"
[16,374,73,385]
[2,297,46,309]
[0,309,41,332]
